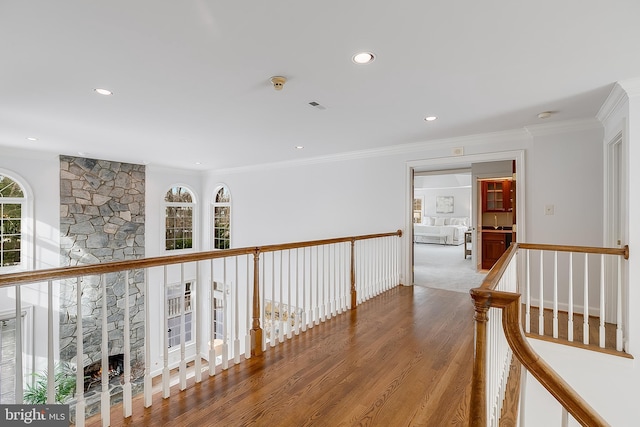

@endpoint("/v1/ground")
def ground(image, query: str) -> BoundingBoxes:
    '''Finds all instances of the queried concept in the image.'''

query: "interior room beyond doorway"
[413,170,483,293]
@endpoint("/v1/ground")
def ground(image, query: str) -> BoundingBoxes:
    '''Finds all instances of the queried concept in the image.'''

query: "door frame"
[405,150,526,286]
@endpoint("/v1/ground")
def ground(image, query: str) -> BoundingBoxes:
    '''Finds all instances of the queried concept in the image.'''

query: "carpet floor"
[413,242,487,293]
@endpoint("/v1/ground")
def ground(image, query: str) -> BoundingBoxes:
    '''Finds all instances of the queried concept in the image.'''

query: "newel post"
[470,291,490,427]
[350,238,357,309]
[250,248,263,356]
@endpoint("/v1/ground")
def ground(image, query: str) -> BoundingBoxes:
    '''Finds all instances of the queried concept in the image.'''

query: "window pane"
[165,186,193,203]
[215,187,230,203]
[1,202,23,268]
[0,176,24,198]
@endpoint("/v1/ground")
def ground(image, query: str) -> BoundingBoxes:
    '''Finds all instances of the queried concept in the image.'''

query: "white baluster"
[599,255,605,348]
[301,248,307,333]
[235,257,241,363]
[179,265,187,391]
[561,407,569,427]
[123,271,133,417]
[568,254,574,342]
[315,246,320,326]
[144,267,152,407]
[222,260,229,370]
[75,277,85,426]
[538,251,544,336]
[525,250,530,334]
[101,275,110,426]
[47,281,55,405]
[553,251,558,338]
[616,255,623,351]
[279,251,285,342]
[320,246,326,323]
[583,253,589,345]
[245,255,252,359]
[295,248,301,336]
[162,266,170,398]
[13,284,23,405]
[209,260,217,374]
[195,261,202,383]
[287,249,293,339]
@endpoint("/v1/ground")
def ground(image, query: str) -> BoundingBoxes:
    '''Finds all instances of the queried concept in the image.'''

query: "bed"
[413,217,469,245]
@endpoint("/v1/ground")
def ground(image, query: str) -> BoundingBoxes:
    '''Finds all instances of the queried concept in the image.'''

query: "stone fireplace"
[58,156,146,418]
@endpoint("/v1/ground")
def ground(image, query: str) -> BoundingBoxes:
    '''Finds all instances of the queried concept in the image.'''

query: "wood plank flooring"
[523,306,630,357]
[86,286,474,427]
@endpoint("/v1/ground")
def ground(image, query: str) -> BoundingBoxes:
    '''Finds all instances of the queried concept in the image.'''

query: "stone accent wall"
[59,156,145,370]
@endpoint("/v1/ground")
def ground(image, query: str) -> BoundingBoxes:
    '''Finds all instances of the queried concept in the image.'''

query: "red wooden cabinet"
[481,180,512,212]
[482,232,506,270]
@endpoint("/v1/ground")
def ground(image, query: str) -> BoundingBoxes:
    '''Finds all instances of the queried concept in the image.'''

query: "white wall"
[204,155,407,248]
[524,339,639,426]
[415,186,471,221]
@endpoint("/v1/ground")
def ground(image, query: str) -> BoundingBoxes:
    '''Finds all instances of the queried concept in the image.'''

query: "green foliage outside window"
[0,175,24,267]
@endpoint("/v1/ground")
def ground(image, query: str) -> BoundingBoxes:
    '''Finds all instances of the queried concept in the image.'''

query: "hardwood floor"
[86,286,474,427]
[523,306,629,357]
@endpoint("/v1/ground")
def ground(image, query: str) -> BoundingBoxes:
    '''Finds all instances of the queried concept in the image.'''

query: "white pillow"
[434,217,445,226]
[450,218,460,225]
[422,216,432,226]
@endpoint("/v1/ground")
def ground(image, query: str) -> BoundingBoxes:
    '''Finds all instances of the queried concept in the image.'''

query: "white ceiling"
[2,1,640,171]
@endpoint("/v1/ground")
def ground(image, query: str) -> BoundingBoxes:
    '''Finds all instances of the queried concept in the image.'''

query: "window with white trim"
[166,281,193,348]
[212,186,230,249]
[164,186,195,251]
[0,174,25,269]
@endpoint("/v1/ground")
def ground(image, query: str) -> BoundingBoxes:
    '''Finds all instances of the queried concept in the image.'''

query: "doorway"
[406,150,525,290]
[412,170,482,292]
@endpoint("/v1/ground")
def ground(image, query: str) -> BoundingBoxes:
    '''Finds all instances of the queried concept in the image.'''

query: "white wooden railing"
[520,243,628,352]
[0,230,402,426]
[470,242,627,426]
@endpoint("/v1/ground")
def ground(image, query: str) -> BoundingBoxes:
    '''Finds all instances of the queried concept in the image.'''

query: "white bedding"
[414,223,468,245]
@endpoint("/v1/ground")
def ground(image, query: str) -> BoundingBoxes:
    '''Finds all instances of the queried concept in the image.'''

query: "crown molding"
[597,83,628,123]
[597,77,640,123]
[524,118,602,137]
[618,77,640,98]
[211,128,531,175]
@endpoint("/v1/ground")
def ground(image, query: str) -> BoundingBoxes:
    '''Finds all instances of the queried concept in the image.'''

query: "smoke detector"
[270,76,287,91]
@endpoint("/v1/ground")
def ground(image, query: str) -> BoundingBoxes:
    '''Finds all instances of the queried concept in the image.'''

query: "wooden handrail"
[470,241,625,426]
[471,288,609,426]
[518,243,628,260]
[0,229,403,360]
[0,230,403,288]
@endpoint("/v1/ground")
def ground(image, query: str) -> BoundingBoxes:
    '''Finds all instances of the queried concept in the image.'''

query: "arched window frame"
[163,185,197,253]
[212,185,231,250]
[0,170,33,272]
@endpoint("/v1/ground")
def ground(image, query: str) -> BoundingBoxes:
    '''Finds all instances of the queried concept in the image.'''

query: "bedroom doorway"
[407,150,525,293]
[412,170,484,293]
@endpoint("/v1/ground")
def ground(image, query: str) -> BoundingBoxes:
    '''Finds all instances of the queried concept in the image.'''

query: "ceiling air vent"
[308,101,327,110]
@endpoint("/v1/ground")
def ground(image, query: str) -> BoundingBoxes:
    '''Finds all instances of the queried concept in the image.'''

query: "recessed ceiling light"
[537,111,552,119]
[26,137,38,141]
[352,52,375,64]
[195,162,201,165]
[94,88,113,96]
[424,116,437,122]
[295,146,304,150]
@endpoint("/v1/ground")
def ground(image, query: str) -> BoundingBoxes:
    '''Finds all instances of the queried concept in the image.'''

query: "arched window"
[164,186,195,251]
[212,186,230,249]
[0,174,26,269]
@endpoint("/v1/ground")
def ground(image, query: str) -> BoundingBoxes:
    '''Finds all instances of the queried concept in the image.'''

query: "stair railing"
[469,242,627,426]
[0,230,402,427]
